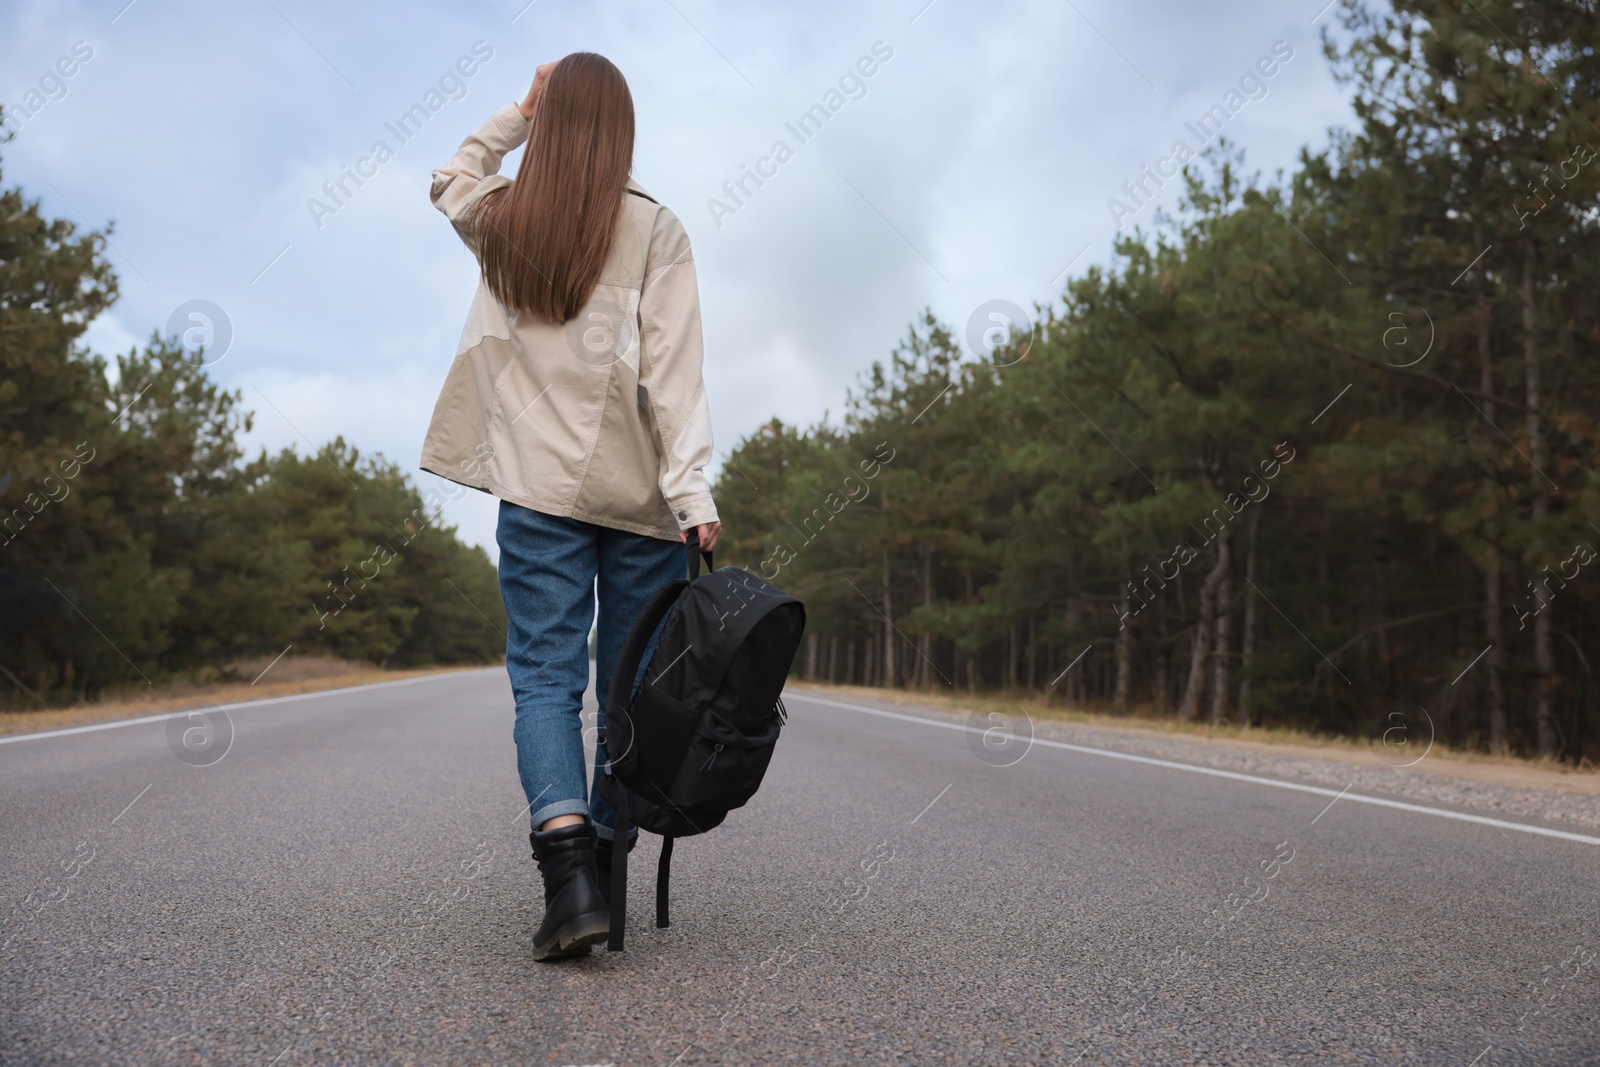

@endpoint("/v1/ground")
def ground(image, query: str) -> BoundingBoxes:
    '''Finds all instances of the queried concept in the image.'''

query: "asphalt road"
[2,669,1597,1066]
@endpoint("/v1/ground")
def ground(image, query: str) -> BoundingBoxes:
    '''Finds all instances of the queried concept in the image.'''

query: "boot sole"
[531,910,610,962]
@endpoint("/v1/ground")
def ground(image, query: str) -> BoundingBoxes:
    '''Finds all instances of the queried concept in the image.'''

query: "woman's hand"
[515,62,557,121]
[681,521,721,553]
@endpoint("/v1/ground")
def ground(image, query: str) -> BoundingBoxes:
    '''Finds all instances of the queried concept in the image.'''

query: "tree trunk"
[1478,282,1508,753]
[1209,530,1234,725]
[1237,506,1261,726]
[1027,615,1038,691]
[1318,543,1331,627]
[846,640,856,686]
[1485,546,1507,750]
[918,545,933,688]
[1065,597,1082,707]
[1006,621,1018,690]
[805,633,818,680]
[1179,545,1226,722]
[1115,584,1132,716]
[827,635,839,684]
[1523,238,1557,757]
[881,548,896,689]
[963,571,976,693]
[1155,593,1170,717]
[1177,634,1194,719]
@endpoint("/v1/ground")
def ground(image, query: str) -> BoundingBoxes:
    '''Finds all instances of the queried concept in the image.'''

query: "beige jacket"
[420,102,718,540]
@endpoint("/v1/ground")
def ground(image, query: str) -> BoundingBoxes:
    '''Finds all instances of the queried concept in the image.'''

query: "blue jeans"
[496,501,686,841]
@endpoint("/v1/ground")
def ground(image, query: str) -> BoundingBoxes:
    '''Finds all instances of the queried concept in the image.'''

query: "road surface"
[2,669,1596,1065]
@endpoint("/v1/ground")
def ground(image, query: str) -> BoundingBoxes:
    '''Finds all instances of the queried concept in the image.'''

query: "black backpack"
[597,534,805,950]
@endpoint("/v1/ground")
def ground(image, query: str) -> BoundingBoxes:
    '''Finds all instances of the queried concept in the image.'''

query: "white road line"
[0,668,502,746]
[787,692,1600,848]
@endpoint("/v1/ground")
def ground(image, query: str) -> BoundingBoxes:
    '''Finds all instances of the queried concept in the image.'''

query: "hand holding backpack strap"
[686,528,713,579]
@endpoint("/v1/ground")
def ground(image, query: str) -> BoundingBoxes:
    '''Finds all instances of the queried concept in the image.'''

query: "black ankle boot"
[528,823,610,961]
[593,832,637,906]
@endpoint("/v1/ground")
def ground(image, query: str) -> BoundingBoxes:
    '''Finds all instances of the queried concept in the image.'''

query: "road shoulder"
[0,665,496,739]
[788,682,1600,832]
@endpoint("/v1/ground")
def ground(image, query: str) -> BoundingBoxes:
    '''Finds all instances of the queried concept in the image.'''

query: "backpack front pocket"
[620,681,701,791]
[666,709,780,811]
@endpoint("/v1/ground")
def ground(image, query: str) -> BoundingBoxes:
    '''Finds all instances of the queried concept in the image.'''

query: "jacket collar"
[625,177,658,204]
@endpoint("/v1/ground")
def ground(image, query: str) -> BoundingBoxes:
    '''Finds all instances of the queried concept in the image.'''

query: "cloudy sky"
[2,0,1362,561]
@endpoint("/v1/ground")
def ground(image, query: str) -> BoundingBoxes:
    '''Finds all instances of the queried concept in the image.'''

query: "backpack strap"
[603,577,688,776]
[656,836,674,928]
[600,538,703,951]
[607,788,629,952]
[601,576,680,953]
[686,528,713,580]
[603,532,707,740]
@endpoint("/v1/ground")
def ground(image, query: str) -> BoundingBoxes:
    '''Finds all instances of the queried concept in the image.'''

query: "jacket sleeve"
[638,208,719,531]
[429,102,529,252]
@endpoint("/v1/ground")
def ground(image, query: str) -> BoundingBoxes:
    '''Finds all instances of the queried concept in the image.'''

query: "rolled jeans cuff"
[530,798,590,829]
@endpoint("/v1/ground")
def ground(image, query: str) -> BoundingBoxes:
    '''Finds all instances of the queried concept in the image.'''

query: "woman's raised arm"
[428,105,527,251]
[428,65,552,251]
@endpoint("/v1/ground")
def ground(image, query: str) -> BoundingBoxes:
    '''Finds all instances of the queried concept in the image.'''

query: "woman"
[421,53,720,960]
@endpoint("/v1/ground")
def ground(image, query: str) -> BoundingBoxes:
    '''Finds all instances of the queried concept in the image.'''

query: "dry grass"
[0,655,498,738]
[788,680,1600,795]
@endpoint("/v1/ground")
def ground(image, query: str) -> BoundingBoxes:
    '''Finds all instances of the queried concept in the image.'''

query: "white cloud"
[2,0,1363,559]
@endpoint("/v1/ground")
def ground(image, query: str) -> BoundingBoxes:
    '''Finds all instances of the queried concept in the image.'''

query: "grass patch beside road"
[0,655,498,738]
[788,681,1600,798]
